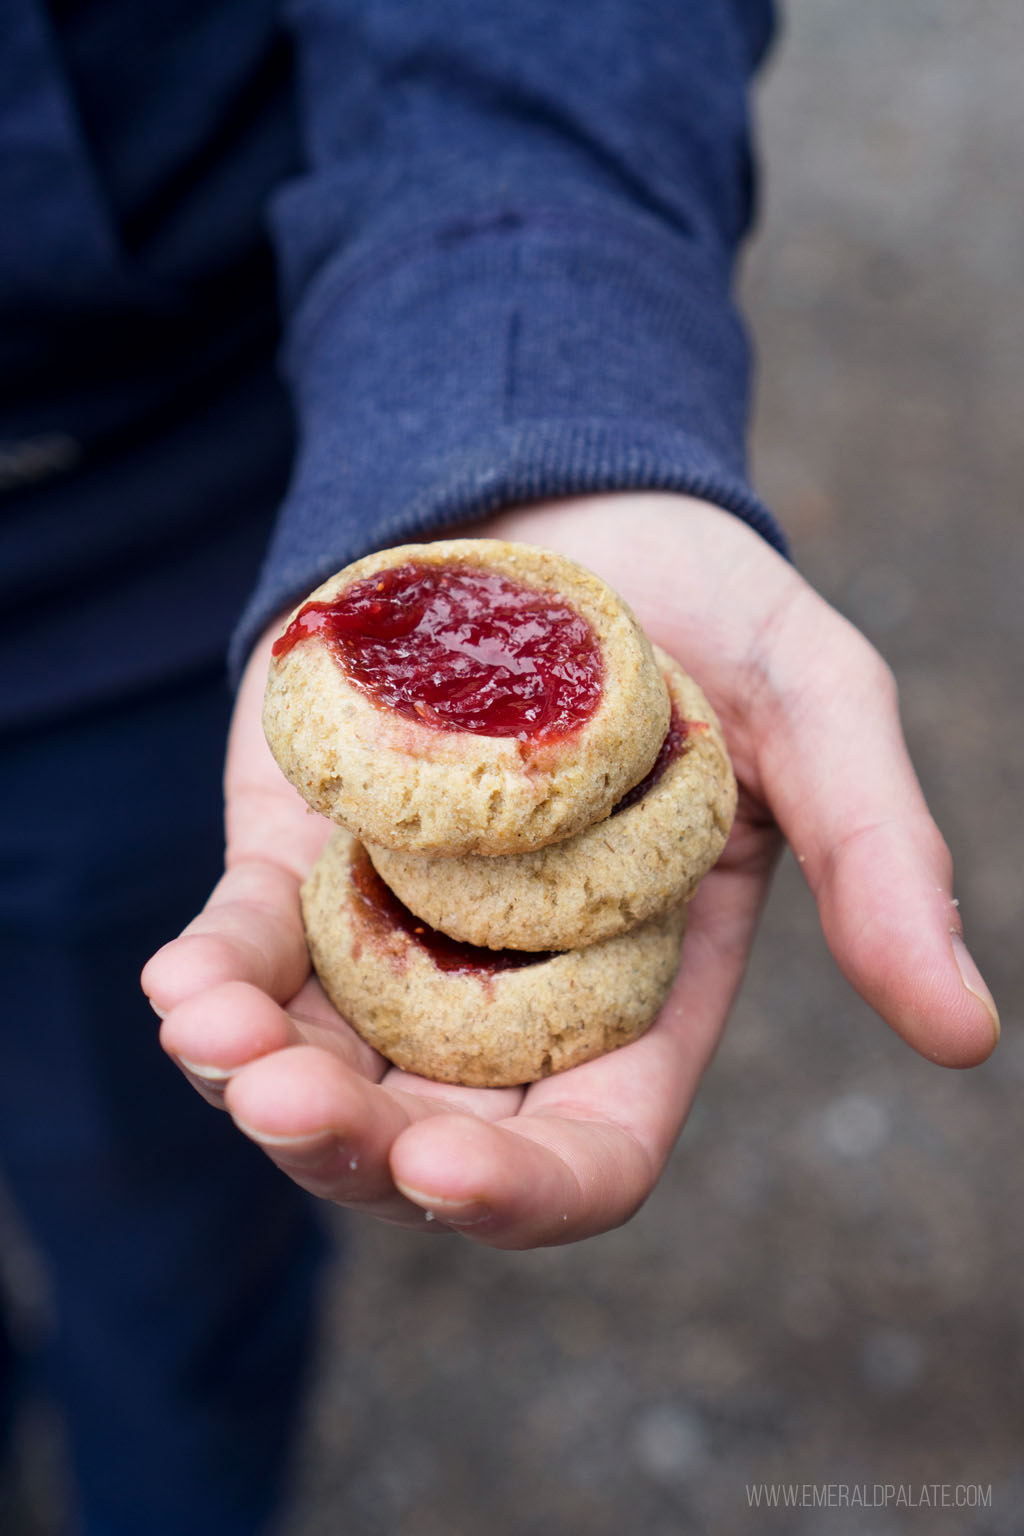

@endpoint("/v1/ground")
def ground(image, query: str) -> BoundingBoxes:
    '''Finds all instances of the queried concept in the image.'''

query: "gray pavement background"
[279,4,1024,1534]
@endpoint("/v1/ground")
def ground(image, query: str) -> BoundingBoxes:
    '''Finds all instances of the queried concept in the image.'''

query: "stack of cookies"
[263,539,736,1087]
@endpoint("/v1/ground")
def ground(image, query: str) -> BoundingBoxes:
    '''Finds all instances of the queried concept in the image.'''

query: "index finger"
[141,856,312,1015]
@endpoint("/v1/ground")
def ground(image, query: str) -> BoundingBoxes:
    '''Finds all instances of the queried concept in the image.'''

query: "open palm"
[143,494,997,1248]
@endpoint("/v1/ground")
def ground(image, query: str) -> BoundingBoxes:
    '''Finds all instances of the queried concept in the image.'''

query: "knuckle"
[854,628,896,686]
[924,822,955,884]
[871,651,899,705]
[845,629,899,708]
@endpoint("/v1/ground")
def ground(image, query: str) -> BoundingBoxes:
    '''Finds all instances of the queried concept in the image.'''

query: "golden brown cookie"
[263,540,669,857]
[364,648,735,951]
[301,829,687,1087]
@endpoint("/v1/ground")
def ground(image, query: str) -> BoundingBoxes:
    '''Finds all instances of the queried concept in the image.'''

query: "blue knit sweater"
[0,0,782,731]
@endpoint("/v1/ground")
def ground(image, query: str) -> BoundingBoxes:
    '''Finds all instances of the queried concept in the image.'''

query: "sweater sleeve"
[231,0,783,668]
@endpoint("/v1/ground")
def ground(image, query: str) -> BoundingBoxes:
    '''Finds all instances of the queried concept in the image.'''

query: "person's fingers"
[159,981,300,1107]
[389,856,775,1247]
[142,858,311,1015]
[223,1045,484,1229]
[209,851,769,1243]
[159,974,384,1104]
[751,583,999,1067]
[141,625,336,1017]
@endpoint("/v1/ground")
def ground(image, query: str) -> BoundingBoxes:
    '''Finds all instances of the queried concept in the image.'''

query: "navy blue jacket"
[0,0,782,732]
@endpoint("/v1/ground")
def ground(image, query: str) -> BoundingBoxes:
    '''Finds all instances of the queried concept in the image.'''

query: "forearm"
[231,0,783,671]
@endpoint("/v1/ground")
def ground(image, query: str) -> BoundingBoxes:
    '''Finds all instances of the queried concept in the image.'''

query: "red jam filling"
[350,847,553,975]
[611,705,690,816]
[273,562,603,741]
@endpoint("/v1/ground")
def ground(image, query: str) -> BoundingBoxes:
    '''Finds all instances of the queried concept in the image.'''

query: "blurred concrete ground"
[278,4,1024,1535]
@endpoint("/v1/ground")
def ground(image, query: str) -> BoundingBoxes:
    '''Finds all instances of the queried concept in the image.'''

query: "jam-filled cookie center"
[350,847,552,974]
[274,562,604,741]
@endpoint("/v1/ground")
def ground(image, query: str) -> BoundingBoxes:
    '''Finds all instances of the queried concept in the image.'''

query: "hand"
[142,494,998,1248]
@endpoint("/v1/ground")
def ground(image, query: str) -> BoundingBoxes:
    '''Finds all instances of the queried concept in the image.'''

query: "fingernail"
[951,934,1000,1043]
[393,1180,492,1226]
[231,1118,330,1151]
[177,1057,235,1090]
[230,1119,351,1174]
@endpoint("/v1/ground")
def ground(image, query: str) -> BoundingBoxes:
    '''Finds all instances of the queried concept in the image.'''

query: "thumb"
[753,583,998,1068]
